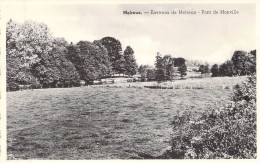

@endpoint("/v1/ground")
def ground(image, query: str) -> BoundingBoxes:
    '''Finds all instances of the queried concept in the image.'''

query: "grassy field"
[7,77,246,159]
[92,76,247,89]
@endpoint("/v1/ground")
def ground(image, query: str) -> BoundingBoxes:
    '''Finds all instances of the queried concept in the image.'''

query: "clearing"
[7,76,246,159]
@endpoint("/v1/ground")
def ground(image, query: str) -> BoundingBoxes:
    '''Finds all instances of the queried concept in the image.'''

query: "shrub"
[127,78,133,82]
[164,74,256,159]
[7,81,19,92]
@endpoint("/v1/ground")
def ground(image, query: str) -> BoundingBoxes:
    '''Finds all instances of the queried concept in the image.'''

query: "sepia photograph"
[0,0,257,160]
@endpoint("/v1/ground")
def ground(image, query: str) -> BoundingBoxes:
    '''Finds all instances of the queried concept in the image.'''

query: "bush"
[31,82,42,89]
[127,78,133,82]
[7,81,19,92]
[163,74,256,159]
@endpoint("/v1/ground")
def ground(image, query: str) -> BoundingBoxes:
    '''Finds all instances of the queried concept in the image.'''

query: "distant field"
[7,76,246,159]
[92,76,247,89]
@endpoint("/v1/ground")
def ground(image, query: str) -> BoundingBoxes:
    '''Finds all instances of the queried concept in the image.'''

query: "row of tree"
[138,65,155,81]
[209,50,256,77]
[196,50,256,77]
[155,53,187,81]
[6,20,138,91]
[138,53,187,82]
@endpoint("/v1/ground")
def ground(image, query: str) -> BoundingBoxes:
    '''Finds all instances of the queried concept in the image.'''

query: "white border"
[0,0,259,163]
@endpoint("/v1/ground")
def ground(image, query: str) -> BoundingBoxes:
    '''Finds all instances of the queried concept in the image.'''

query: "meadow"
[92,76,247,89]
[7,76,246,159]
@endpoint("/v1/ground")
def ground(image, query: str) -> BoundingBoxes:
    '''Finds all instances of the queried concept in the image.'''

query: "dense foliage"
[98,37,138,75]
[7,19,55,90]
[154,53,187,81]
[198,64,210,74]
[67,41,112,84]
[124,46,138,76]
[6,20,138,91]
[178,64,187,77]
[210,50,256,77]
[161,74,256,159]
[138,65,156,81]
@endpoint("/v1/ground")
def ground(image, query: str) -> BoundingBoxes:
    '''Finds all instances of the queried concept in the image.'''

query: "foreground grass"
[7,85,236,159]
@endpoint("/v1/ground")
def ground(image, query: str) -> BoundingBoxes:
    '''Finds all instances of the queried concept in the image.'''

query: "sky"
[4,2,256,65]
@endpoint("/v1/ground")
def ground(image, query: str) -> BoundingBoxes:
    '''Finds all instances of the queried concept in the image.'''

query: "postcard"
[0,0,259,162]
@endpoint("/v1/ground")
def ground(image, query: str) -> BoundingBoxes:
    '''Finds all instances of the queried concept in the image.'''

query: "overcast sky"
[5,3,256,65]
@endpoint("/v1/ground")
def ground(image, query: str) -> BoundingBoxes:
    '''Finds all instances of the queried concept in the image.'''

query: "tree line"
[6,19,256,91]
[6,20,138,91]
[197,50,256,76]
[138,52,187,82]
[138,49,256,82]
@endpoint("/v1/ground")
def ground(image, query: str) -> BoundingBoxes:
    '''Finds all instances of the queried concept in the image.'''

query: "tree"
[114,55,126,75]
[204,64,210,73]
[162,55,175,80]
[67,40,113,84]
[155,52,166,82]
[18,20,53,67]
[249,50,256,57]
[138,65,155,81]
[198,65,205,74]
[99,37,123,74]
[231,51,254,76]
[225,60,236,76]
[123,46,138,76]
[211,50,256,78]
[218,60,235,77]
[247,50,256,75]
[138,65,147,80]
[6,55,38,90]
[49,38,80,87]
[146,68,156,81]
[6,19,140,90]
[174,57,185,67]
[210,64,219,77]
[6,20,23,90]
[155,53,187,81]
[69,41,97,83]
[178,64,187,77]
[6,19,53,89]
[93,40,113,77]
